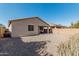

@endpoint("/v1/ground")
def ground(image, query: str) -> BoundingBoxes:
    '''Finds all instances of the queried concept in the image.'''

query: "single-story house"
[8,17,52,37]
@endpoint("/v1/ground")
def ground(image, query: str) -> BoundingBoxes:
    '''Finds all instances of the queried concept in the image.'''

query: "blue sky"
[0,3,79,27]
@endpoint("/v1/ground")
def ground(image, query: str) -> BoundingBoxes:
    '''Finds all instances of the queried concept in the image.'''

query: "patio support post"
[47,26,49,33]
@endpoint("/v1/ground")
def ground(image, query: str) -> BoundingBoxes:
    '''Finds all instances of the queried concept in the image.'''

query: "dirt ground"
[0,29,79,56]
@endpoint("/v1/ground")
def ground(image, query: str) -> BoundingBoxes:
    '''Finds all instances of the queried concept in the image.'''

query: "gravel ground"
[0,36,52,56]
[0,29,79,56]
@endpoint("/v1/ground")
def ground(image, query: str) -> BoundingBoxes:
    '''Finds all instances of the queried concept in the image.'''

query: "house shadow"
[0,37,50,56]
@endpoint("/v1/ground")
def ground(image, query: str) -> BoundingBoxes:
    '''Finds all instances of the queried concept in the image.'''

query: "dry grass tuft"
[57,34,79,56]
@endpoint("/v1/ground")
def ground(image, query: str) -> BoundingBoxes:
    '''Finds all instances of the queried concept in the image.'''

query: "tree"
[71,21,79,28]
[71,22,73,27]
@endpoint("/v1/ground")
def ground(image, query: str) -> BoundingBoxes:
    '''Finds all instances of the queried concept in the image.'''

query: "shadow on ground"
[0,37,51,56]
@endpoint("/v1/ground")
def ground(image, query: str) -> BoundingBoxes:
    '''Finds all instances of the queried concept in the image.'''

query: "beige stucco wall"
[8,24,12,32]
[9,18,49,37]
[52,28,79,35]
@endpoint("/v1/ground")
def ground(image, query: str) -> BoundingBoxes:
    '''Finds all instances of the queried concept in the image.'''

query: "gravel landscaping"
[0,29,79,56]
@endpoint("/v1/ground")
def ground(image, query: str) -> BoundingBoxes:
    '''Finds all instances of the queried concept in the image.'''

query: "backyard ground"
[0,28,79,56]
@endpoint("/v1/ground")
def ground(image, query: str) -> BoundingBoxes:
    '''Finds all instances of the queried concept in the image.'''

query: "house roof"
[8,17,50,27]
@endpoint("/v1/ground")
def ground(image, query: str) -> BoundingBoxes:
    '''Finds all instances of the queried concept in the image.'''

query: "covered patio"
[38,26,52,34]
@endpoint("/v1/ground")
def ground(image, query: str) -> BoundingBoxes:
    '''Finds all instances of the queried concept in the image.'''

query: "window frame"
[28,25,34,31]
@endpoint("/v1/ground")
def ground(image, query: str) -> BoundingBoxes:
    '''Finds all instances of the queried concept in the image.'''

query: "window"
[28,25,34,31]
